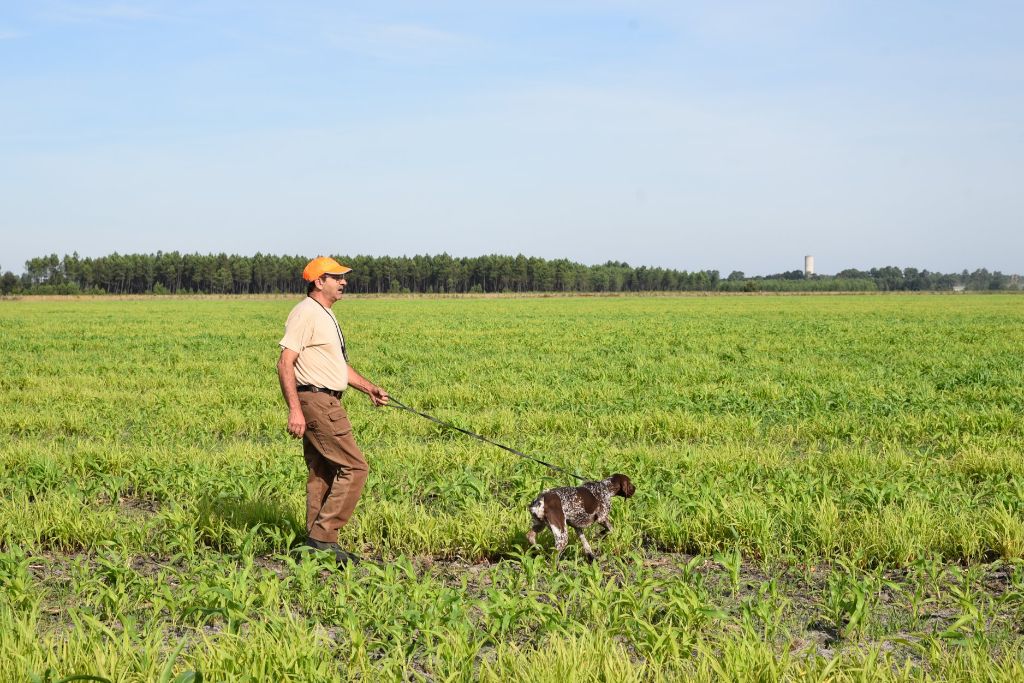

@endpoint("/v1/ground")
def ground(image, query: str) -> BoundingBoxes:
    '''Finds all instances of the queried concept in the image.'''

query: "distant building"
[804,255,814,276]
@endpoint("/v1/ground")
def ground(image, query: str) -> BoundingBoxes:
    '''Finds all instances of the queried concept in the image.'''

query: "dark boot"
[301,538,359,565]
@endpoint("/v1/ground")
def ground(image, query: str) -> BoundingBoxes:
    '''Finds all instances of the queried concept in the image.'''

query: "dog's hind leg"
[541,494,569,559]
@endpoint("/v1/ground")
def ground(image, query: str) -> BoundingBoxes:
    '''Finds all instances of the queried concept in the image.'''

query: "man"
[277,256,389,564]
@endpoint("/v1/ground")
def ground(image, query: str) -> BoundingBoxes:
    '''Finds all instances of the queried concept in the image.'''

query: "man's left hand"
[368,386,389,407]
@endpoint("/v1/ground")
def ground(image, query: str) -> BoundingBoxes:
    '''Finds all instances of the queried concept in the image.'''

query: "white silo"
[804,255,814,276]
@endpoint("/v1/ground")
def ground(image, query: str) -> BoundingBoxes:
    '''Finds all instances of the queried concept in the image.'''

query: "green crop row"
[1,293,1023,680]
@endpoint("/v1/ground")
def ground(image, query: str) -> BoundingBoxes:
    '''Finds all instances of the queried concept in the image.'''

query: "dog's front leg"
[576,528,596,562]
[526,518,545,547]
[552,524,569,558]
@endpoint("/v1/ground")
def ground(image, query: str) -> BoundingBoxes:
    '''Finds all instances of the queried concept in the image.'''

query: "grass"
[1,293,1023,680]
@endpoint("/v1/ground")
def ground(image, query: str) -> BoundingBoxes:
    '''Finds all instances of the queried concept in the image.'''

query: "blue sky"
[2,1,1022,276]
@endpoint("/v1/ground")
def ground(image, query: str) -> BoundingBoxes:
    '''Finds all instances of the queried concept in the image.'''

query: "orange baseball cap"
[302,256,352,282]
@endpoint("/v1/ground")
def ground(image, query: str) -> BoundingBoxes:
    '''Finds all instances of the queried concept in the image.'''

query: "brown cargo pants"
[299,391,368,544]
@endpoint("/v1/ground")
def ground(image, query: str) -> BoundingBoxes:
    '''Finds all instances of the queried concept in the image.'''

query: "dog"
[526,474,635,561]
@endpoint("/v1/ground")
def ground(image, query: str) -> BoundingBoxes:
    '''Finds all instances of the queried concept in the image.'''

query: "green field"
[2,294,1024,681]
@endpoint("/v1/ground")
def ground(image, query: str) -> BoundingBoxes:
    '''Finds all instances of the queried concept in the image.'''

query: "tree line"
[718,266,1019,292]
[2,252,1020,295]
[5,252,720,295]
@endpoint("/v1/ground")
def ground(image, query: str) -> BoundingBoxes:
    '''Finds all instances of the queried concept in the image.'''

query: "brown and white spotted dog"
[526,474,635,561]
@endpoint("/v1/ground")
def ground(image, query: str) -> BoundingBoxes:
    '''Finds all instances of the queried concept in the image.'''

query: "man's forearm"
[277,358,302,411]
[346,364,376,394]
[278,350,308,439]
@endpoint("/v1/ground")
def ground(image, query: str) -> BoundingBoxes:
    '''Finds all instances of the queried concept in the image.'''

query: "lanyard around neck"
[309,296,348,362]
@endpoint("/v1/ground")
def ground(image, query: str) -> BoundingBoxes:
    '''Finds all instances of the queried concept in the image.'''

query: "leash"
[385,396,591,482]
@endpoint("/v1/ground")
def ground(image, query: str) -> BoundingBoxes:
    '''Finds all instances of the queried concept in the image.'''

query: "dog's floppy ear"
[611,473,635,498]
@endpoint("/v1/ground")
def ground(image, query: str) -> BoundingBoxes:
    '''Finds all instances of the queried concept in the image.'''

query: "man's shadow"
[195,495,305,554]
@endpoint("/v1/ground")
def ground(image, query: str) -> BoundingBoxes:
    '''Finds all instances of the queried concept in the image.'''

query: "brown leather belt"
[297,385,343,399]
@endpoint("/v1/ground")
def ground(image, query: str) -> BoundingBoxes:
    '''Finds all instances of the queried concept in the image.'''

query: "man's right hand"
[287,408,306,439]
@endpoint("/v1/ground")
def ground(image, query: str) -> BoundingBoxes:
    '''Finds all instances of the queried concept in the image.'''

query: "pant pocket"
[326,408,353,436]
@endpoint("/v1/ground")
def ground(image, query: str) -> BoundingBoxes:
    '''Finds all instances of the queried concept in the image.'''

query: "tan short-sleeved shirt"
[279,297,349,391]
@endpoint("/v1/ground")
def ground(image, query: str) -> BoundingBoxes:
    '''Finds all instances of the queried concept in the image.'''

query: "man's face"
[320,273,348,301]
